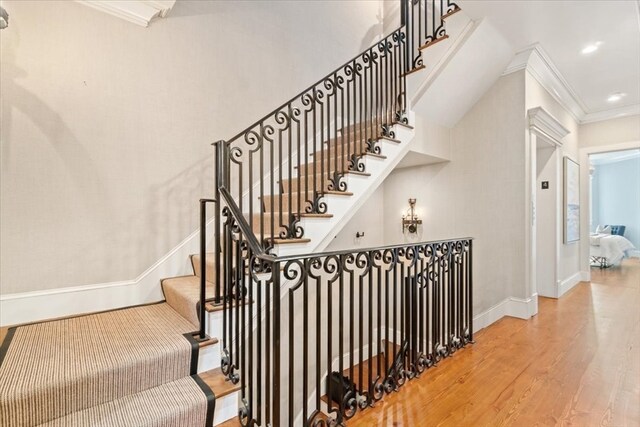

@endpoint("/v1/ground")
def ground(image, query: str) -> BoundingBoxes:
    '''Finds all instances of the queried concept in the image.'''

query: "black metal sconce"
[402,198,422,234]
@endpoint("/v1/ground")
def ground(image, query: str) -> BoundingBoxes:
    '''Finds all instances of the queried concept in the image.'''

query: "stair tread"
[205,299,250,313]
[419,34,450,50]
[0,303,204,426]
[162,275,217,326]
[199,367,242,399]
[442,6,461,19]
[38,376,215,427]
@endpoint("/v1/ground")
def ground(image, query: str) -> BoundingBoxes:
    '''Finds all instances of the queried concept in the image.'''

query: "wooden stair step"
[401,64,426,77]
[199,367,241,399]
[442,6,462,20]
[205,297,252,313]
[419,34,450,50]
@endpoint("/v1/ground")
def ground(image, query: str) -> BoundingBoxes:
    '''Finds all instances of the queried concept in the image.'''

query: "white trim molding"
[77,0,176,27]
[473,294,538,333]
[504,43,640,124]
[557,271,585,298]
[528,107,570,147]
[0,217,214,326]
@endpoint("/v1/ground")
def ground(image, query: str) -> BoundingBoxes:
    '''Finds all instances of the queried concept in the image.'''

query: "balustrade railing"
[220,233,473,426]
[207,1,467,425]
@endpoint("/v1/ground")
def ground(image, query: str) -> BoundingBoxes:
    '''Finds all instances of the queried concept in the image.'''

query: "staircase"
[0,1,473,426]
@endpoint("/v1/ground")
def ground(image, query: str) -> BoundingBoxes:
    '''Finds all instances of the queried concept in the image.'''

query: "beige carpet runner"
[0,303,214,426]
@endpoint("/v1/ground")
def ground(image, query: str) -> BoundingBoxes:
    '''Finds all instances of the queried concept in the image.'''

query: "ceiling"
[460,0,640,118]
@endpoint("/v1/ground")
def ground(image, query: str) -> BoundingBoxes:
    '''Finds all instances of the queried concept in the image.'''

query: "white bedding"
[590,234,636,265]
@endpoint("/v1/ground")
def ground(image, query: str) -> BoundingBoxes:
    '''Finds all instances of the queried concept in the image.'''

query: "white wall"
[0,0,384,294]
[592,157,640,250]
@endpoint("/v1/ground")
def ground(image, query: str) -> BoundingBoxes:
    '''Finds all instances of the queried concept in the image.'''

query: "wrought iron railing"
[204,0,466,425]
[219,233,473,426]
[403,0,461,71]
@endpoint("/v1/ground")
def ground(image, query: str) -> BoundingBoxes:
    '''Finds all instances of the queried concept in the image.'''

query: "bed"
[590,233,636,268]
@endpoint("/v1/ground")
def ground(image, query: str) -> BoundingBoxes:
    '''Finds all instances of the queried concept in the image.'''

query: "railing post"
[272,261,281,426]
[468,239,474,342]
[213,140,226,306]
[199,198,216,340]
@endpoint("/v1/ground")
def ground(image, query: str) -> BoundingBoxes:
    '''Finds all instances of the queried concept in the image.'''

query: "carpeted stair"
[0,303,217,427]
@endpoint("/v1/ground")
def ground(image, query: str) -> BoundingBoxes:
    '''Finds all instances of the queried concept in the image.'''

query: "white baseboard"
[473,293,538,333]
[557,271,587,298]
[629,250,640,258]
[0,219,215,327]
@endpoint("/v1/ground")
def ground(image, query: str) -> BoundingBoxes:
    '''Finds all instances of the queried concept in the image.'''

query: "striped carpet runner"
[0,303,214,426]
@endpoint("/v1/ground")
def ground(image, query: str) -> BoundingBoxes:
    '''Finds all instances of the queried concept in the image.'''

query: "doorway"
[587,148,640,268]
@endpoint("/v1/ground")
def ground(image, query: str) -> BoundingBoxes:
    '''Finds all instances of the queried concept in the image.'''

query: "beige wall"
[0,0,384,294]
[356,71,528,317]
[525,72,581,284]
[325,185,385,251]
[579,115,640,148]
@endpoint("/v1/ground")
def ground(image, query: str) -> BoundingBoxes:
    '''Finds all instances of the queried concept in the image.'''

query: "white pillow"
[595,225,612,234]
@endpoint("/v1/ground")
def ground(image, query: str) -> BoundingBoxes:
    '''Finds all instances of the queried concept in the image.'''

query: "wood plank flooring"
[348,259,640,426]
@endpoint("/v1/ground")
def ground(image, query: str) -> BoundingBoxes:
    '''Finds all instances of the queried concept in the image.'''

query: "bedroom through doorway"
[588,148,640,269]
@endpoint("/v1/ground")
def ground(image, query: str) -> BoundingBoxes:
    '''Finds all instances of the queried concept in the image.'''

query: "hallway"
[348,259,640,426]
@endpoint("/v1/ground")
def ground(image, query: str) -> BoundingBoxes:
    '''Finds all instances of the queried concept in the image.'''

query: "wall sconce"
[0,7,8,30]
[402,198,422,234]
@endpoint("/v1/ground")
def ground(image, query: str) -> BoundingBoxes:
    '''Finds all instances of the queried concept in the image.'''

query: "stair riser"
[324,136,377,152]
[197,342,221,373]
[261,194,313,214]
[297,157,353,175]
[340,117,395,134]
[280,175,336,194]
[250,213,288,234]
[214,391,240,426]
[191,255,215,280]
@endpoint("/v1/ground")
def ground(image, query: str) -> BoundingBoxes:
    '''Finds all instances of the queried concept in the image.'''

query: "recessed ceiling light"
[607,93,626,103]
[581,42,602,55]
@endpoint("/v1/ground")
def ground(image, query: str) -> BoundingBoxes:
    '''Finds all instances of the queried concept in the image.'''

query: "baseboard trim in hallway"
[473,293,538,333]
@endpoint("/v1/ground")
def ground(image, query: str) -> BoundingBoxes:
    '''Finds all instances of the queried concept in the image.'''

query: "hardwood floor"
[348,259,640,427]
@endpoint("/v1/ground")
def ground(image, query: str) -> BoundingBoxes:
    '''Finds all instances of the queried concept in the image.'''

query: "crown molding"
[581,103,640,124]
[504,43,635,125]
[528,106,570,147]
[78,0,176,27]
[504,43,586,123]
